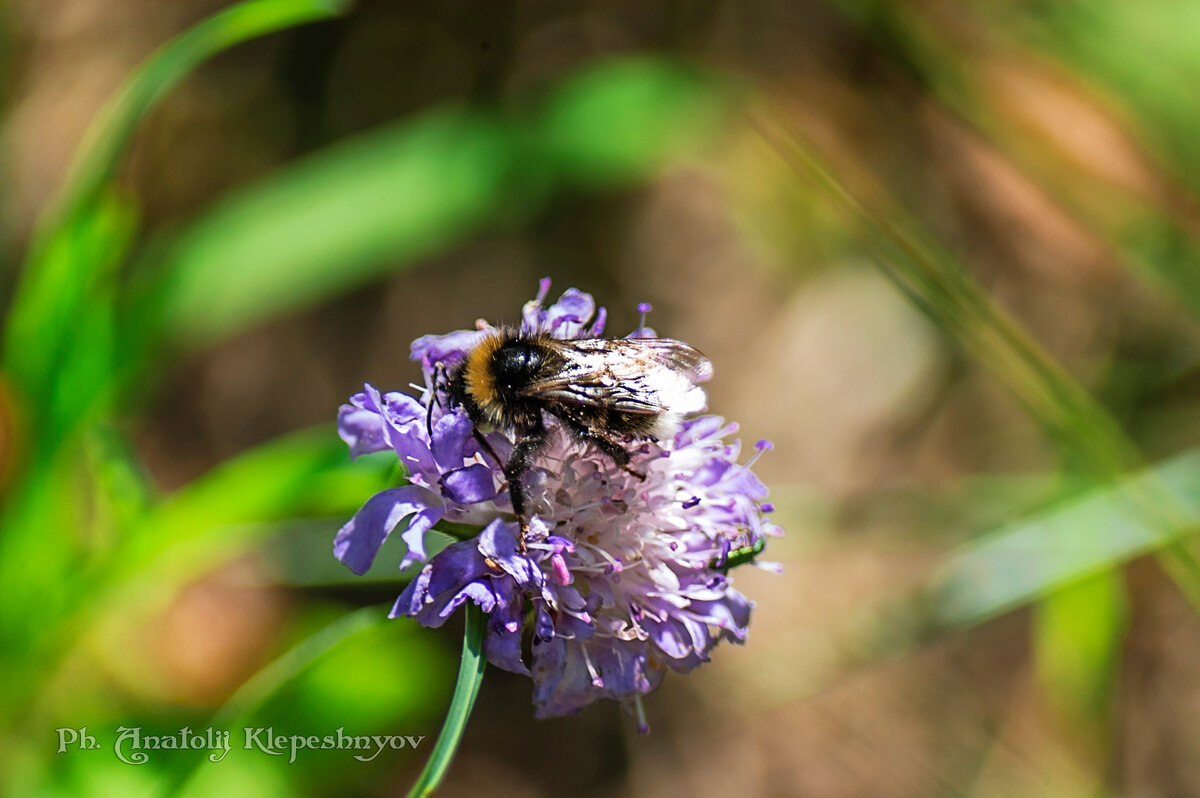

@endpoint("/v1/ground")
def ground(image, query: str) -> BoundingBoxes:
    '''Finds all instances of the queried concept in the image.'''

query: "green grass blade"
[163,604,388,797]
[3,0,349,391]
[100,426,393,597]
[826,1,1200,335]
[406,604,486,798]
[7,426,393,716]
[52,0,349,226]
[135,57,730,351]
[771,454,1198,710]
[215,605,387,726]
[537,57,731,188]
[929,448,1200,628]
[1033,572,1127,764]
[757,113,1200,612]
[143,109,520,348]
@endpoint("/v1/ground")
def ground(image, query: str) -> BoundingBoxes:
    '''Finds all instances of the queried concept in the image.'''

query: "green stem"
[406,604,487,798]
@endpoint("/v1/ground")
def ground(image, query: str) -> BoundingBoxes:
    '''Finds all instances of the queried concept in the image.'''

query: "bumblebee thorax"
[461,333,550,429]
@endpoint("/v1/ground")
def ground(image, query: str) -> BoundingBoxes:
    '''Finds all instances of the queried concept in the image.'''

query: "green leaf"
[145,109,522,347]
[406,604,486,798]
[538,57,733,187]
[139,57,734,350]
[8,426,391,712]
[1034,572,1127,757]
[4,189,136,423]
[928,448,1200,629]
[214,605,388,727]
[99,426,393,599]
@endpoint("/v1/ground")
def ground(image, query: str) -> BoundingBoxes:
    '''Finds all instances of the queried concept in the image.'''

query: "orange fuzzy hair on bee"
[462,331,504,412]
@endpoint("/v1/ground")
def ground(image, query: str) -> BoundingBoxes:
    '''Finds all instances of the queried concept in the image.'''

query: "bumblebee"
[444,329,713,538]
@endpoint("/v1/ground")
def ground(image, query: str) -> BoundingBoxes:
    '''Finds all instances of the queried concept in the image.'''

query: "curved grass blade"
[12,426,393,719]
[214,605,387,727]
[141,109,519,349]
[54,0,350,227]
[133,58,732,353]
[406,604,487,798]
[164,604,388,797]
[4,0,350,393]
[756,111,1200,613]
[929,447,1200,629]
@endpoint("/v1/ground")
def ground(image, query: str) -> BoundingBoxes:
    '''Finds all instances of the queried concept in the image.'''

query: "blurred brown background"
[6,1,1200,796]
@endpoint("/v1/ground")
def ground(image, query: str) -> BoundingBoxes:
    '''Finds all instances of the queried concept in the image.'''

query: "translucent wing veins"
[518,338,711,414]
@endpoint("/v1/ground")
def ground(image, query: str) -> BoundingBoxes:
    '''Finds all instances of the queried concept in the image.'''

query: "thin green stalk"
[406,604,487,798]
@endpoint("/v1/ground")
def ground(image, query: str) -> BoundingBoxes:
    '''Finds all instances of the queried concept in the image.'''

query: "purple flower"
[334,281,780,726]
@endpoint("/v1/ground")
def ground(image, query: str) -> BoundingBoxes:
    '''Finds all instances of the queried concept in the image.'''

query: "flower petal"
[431,409,474,472]
[337,403,389,458]
[334,485,441,575]
[478,519,541,587]
[441,463,498,504]
[483,596,530,675]
[411,329,489,369]
[544,288,596,338]
[398,506,444,570]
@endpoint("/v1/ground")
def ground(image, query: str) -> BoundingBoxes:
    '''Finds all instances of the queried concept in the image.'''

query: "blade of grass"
[138,109,521,349]
[91,427,395,621]
[928,447,1200,628]
[162,604,388,797]
[827,0,1200,333]
[1033,571,1126,766]
[3,0,350,395]
[128,57,732,354]
[14,426,393,722]
[216,605,388,727]
[756,110,1200,612]
[739,451,1200,716]
[0,3,353,679]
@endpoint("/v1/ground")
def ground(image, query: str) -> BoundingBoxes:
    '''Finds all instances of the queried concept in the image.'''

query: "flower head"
[334,279,780,726]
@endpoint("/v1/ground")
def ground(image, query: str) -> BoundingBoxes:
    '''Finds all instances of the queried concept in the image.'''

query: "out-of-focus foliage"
[0,2,737,796]
[3,0,1200,796]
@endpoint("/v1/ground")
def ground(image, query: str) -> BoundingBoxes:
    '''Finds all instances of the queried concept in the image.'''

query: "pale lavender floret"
[333,280,778,724]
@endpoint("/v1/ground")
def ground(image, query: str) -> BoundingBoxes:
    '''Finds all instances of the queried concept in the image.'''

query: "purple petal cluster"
[334,279,780,726]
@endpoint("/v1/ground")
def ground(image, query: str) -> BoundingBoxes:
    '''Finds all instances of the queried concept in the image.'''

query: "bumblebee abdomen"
[551,402,659,440]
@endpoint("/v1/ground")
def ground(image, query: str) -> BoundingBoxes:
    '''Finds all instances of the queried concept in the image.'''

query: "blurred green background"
[3,0,1200,796]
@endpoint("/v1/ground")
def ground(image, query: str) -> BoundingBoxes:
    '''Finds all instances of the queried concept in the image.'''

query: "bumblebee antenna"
[426,363,445,438]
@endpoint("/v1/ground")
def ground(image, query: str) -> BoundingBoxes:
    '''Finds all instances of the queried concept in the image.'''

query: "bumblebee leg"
[472,429,504,470]
[557,416,646,480]
[504,423,550,550]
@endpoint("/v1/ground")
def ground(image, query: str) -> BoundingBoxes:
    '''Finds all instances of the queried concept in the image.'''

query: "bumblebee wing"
[519,338,712,414]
